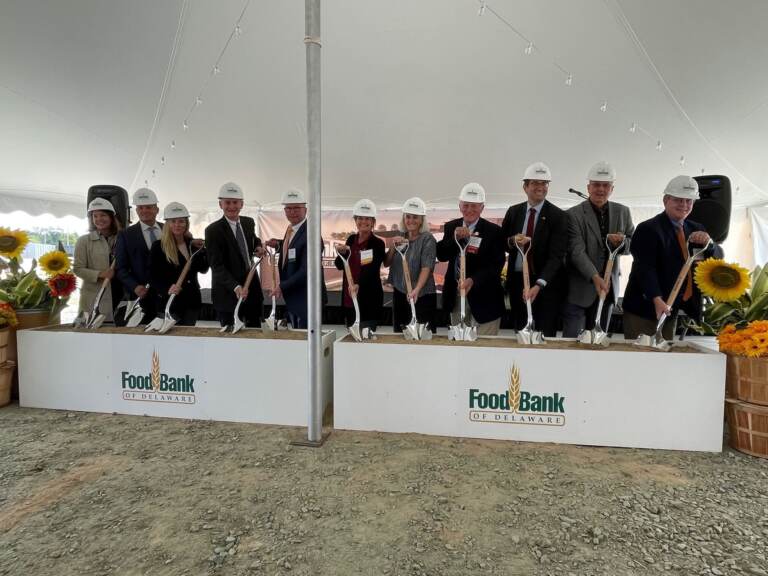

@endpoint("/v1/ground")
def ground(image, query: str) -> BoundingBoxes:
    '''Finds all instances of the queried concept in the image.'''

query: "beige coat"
[73,231,116,321]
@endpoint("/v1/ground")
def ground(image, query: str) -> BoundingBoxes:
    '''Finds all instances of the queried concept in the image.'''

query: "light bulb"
[183,121,189,131]
[144,179,148,186]
[524,42,533,55]
[151,169,156,177]
[701,168,705,175]
[679,155,686,166]
[161,156,166,166]
[195,96,202,106]
[599,101,607,112]
[565,73,573,86]
[235,25,242,37]
[171,140,176,149]
[629,122,637,134]
[213,65,220,75]
[656,140,662,151]
[478,1,486,16]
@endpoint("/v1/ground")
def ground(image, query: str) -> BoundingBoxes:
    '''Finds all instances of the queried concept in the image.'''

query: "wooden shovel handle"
[242,259,260,292]
[602,258,615,285]
[341,256,355,291]
[401,252,414,296]
[459,251,466,298]
[665,256,694,307]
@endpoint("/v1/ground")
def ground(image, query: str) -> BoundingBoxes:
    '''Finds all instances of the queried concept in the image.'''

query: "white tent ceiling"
[2,0,768,218]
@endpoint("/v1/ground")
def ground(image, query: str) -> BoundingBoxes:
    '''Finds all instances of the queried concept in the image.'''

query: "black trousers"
[216,298,262,328]
[392,289,437,334]
[507,271,561,337]
[344,307,378,331]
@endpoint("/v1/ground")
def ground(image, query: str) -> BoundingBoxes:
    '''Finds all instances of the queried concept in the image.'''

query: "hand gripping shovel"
[221,255,262,335]
[578,237,627,346]
[146,247,203,333]
[635,238,713,351]
[394,241,431,341]
[124,284,148,328]
[86,261,116,329]
[263,248,279,332]
[513,236,544,345]
[336,245,368,342]
[448,233,477,342]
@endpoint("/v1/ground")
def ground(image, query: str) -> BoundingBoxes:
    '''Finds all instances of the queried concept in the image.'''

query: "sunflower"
[48,273,77,298]
[0,227,29,259]
[39,250,71,276]
[695,259,751,302]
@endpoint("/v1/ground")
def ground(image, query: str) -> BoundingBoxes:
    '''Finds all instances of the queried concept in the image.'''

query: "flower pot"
[0,326,9,365]
[0,361,15,408]
[6,308,60,401]
[725,398,768,458]
[725,354,768,405]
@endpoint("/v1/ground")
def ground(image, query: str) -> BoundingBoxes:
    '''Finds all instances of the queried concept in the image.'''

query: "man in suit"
[115,188,163,324]
[204,182,264,328]
[623,175,723,339]
[562,162,634,337]
[266,189,311,329]
[500,162,568,337]
[436,183,506,335]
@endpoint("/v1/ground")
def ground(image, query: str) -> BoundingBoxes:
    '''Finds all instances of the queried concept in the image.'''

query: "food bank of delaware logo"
[121,350,196,404]
[468,364,565,426]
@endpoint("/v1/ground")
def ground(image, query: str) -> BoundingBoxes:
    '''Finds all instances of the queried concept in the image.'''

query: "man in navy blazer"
[622,175,723,339]
[115,188,163,324]
[267,189,325,329]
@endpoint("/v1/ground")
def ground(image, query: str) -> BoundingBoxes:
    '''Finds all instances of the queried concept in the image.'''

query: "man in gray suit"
[562,162,634,337]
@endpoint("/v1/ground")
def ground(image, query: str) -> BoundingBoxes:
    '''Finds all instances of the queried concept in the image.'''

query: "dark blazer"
[436,217,506,323]
[622,212,723,321]
[116,221,163,294]
[275,221,328,322]
[149,241,210,315]
[334,233,385,322]
[204,216,263,316]
[500,200,568,298]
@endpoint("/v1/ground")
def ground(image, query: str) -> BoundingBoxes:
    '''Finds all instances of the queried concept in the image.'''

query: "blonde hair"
[160,218,189,266]
[399,214,429,234]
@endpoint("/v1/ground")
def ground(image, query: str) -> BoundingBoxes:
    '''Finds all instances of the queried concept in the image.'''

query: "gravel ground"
[1,405,767,576]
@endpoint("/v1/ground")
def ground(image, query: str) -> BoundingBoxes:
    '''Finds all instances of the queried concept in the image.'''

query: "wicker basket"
[725,398,768,458]
[726,355,768,405]
[0,361,16,408]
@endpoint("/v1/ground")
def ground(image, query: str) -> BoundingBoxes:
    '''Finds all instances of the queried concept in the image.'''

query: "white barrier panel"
[334,336,726,452]
[19,326,334,426]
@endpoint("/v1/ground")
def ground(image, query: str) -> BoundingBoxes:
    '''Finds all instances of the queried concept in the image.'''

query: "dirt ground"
[1,405,767,576]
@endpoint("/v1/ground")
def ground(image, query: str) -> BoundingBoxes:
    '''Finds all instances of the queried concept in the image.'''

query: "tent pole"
[304,0,324,445]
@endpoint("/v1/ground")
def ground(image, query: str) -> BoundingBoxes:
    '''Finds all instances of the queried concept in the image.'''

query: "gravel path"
[1,406,767,576]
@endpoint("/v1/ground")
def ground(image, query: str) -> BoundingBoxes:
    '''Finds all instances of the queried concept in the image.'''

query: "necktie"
[675,226,693,301]
[282,226,294,270]
[235,221,250,265]
[147,226,157,248]
[524,207,536,273]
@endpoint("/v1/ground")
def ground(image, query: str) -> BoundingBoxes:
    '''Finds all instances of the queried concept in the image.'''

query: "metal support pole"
[304,0,324,445]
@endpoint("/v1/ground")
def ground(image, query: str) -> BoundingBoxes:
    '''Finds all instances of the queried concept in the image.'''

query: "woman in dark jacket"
[334,199,386,331]
[149,202,209,326]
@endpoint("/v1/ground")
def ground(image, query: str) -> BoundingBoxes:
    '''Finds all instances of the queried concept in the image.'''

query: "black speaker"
[87,185,130,229]
[690,175,731,243]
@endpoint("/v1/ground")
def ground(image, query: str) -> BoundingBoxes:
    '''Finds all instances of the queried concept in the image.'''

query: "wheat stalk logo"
[151,350,161,392]
[508,364,521,413]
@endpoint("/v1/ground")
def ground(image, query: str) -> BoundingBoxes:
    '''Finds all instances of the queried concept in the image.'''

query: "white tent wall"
[750,206,768,267]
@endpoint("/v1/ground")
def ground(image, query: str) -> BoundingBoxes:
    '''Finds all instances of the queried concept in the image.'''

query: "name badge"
[359,249,373,265]
[288,248,296,261]
[467,235,482,254]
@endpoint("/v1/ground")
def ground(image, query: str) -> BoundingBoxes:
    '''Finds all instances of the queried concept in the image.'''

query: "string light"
[183,121,189,131]
[565,73,573,86]
[600,101,607,112]
[151,169,156,177]
[701,168,706,175]
[524,41,533,55]
[144,179,148,186]
[213,65,221,75]
[170,140,176,149]
[161,156,166,166]
[680,155,686,166]
[195,96,203,106]
[656,140,662,151]
[235,25,242,37]
[629,122,637,134]
[478,0,486,16]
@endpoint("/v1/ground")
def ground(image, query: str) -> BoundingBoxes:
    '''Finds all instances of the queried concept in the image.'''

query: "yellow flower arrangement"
[39,250,71,276]
[0,228,30,260]
[695,259,751,302]
[718,320,768,358]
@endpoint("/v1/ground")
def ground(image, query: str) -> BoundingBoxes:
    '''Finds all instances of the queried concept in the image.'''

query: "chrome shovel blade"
[348,323,362,342]
[89,314,106,329]
[145,317,163,332]
[158,315,177,334]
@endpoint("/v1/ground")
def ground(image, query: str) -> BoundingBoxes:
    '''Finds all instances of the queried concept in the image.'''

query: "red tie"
[525,207,536,271]
[676,226,693,301]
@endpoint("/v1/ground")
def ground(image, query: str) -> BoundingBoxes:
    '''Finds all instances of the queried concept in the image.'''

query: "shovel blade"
[125,309,144,328]
[418,324,432,340]
[88,314,106,329]
[219,325,231,333]
[145,317,163,332]
[348,324,362,342]
[231,317,245,334]
[263,314,276,332]
[158,317,178,334]
[464,326,478,341]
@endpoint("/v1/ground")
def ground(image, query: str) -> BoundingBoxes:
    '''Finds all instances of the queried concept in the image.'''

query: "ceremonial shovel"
[220,255,262,335]
[448,232,477,342]
[263,248,279,332]
[145,247,204,334]
[336,245,371,342]
[635,238,713,351]
[124,284,148,327]
[394,241,431,341]
[513,236,544,345]
[85,261,116,329]
[578,237,626,346]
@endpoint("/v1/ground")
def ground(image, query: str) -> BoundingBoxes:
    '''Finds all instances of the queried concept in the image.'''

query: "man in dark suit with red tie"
[500,162,568,337]
[204,182,264,328]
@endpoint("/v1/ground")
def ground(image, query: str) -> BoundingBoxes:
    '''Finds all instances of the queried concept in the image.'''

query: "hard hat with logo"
[281,188,307,205]
[163,202,190,219]
[352,199,377,218]
[133,187,158,206]
[664,175,699,200]
[459,182,486,203]
[402,197,427,216]
[587,161,616,182]
[218,182,243,200]
[87,197,116,213]
[523,162,552,182]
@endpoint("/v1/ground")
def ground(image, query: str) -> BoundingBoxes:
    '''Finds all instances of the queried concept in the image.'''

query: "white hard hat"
[459,182,486,203]
[523,162,552,181]
[664,175,699,200]
[87,197,115,213]
[163,202,190,219]
[281,188,306,205]
[402,197,427,216]
[352,199,377,218]
[587,161,616,182]
[133,187,158,206]
[218,182,243,200]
